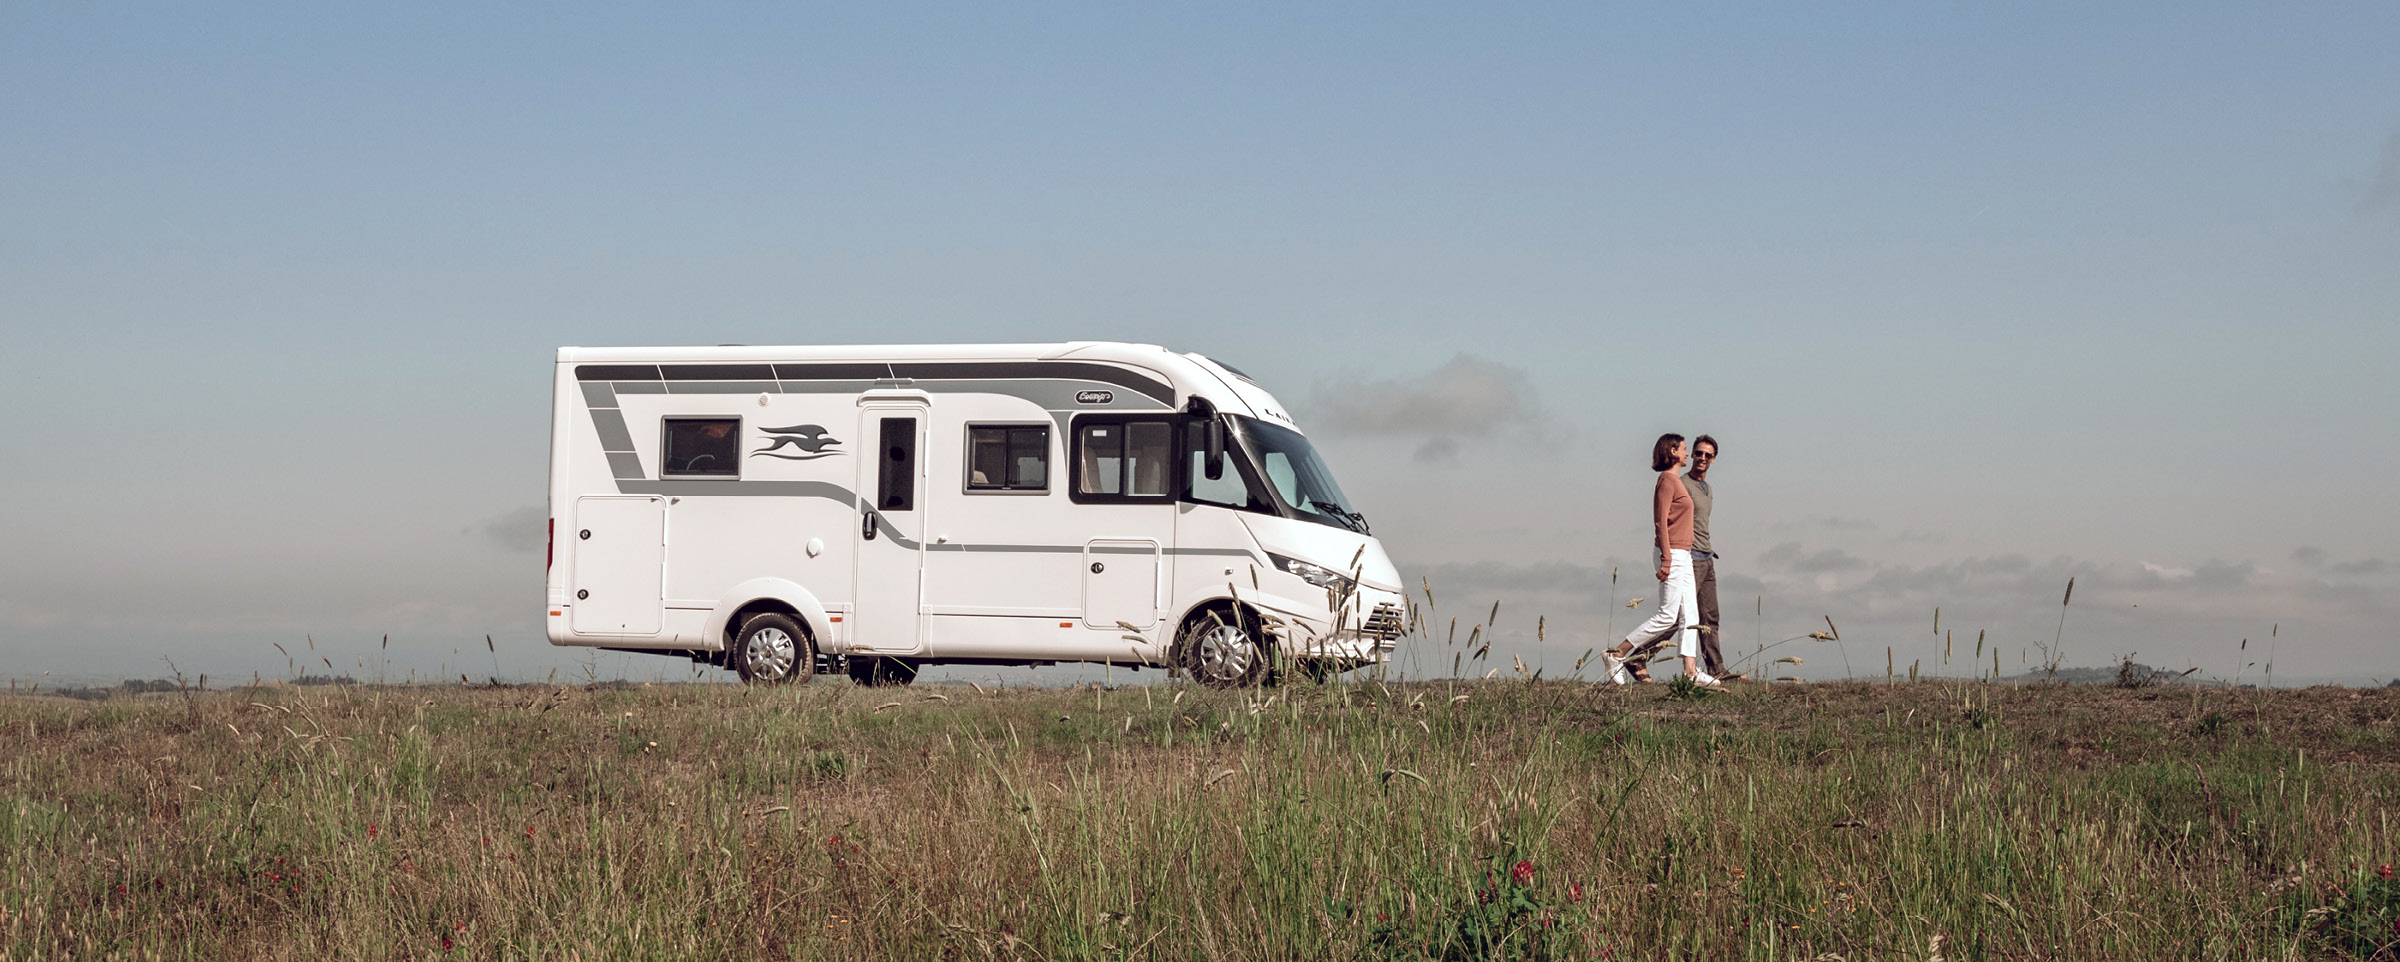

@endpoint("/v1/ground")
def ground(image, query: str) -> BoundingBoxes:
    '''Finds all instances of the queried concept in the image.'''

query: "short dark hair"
[1693,434,1717,455]
[1651,433,1685,472]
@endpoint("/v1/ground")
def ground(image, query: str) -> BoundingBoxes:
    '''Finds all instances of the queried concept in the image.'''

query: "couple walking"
[1601,433,1739,688]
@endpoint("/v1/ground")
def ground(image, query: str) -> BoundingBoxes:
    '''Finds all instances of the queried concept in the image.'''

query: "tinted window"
[1126,422,1171,496]
[968,425,1049,491]
[1078,424,1122,495]
[877,418,917,511]
[1074,418,1175,500]
[662,418,739,478]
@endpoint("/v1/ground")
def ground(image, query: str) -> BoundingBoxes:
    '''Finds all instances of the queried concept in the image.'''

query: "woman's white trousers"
[1625,548,1699,658]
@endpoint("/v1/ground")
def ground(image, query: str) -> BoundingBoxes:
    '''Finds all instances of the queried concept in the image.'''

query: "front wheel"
[734,613,815,685]
[1176,608,1271,689]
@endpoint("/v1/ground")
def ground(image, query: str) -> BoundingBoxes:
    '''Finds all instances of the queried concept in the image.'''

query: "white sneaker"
[1601,652,1631,685]
[1691,671,1726,690]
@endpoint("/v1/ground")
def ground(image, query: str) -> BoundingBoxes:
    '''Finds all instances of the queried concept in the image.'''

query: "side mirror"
[1205,419,1226,481]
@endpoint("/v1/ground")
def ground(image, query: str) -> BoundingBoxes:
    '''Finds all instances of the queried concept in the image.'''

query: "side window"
[1078,424,1122,495]
[1185,422,1262,510]
[1126,422,1171,496]
[877,418,917,511]
[662,418,739,478]
[966,424,1049,492]
[1073,418,1175,502]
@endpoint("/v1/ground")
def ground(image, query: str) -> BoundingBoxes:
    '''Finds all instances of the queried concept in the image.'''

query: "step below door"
[571,496,665,635]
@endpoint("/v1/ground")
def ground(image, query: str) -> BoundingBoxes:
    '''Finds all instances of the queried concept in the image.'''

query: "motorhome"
[544,342,1404,687]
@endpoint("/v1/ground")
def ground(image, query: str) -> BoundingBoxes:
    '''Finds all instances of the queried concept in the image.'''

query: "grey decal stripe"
[590,409,637,453]
[580,382,620,409]
[576,364,660,381]
[869,513,924,550]
[668,380,780,394]
[662,363,774,380]
[616,480,860,502]
[774,380,882,394]
[612,477,923,550]
[1090,545,1161,555]
[613,381,668,394]
[582,360,1172,403]
[927,543,1083,553]
[606,452,646,480]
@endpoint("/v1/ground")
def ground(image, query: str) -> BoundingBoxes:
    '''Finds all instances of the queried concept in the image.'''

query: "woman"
[1602,433,1723,689]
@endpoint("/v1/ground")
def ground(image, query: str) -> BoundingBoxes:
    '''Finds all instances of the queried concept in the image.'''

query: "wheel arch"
[1175,595,1279,639]
[707,579,832,654]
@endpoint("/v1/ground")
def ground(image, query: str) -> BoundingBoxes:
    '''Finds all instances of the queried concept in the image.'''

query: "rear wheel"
[846,656,918,687]
[733,613,814,685]
[1176,607,1271,689]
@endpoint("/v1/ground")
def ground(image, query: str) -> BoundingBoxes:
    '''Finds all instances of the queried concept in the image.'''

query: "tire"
[1175,606,1272,689]
[846,656,918,687]
[733,613,815,685]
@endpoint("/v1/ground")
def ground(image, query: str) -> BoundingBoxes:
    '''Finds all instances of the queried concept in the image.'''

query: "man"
[1685,435,1741,681]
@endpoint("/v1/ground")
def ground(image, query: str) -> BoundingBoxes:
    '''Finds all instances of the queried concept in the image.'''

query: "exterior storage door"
[1083,539,1160,631]
[570,496,665,635]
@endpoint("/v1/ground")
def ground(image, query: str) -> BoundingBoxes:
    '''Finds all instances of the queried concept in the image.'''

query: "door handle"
[862,508,877,541]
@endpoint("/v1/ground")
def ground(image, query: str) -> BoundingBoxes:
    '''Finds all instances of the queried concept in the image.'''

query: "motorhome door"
[853,403,928,653]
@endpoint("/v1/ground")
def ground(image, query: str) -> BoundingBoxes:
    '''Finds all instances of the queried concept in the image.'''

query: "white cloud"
[1308,354,1546,461]
[2362,132,2400,215]
[472,505,550,552]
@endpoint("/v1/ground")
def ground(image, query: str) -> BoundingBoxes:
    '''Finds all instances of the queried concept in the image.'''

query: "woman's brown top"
[1653,470,1693,553]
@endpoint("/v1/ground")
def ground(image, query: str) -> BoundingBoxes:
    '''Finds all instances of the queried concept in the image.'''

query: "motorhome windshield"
[1235,417,1367,534]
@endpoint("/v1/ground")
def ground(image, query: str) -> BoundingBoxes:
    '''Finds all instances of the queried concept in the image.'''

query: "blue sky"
[4,3,2395,685]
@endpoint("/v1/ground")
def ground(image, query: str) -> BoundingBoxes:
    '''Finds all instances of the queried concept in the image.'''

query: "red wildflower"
[1569,882,1584,903]
[367,823,379,840]
[1511,859,1536,886]
[523,824,537,839]
[2381,863,2394,881]
[440,933,454,951]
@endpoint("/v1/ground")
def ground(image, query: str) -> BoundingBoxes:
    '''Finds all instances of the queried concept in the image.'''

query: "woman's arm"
[1653,472,1674,581]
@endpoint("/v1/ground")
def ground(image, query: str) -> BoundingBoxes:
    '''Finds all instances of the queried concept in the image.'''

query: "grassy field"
[4,676,2397,960]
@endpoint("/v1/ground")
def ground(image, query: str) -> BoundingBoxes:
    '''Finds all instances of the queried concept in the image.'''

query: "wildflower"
[2382,863,2394,881]
[440,933,454,951]
[367,823,379,840]
[1568,882,1584,903]
[523,824,537,839]
[1511,860,1535,886]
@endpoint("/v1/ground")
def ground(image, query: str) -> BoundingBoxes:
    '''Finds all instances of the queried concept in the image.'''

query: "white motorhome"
[544,342,1404,687]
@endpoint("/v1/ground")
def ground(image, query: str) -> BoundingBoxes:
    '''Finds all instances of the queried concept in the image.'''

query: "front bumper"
[1259,586,1406,666]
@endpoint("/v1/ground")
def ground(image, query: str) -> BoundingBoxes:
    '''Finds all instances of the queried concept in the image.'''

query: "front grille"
[1362,603,1404,642]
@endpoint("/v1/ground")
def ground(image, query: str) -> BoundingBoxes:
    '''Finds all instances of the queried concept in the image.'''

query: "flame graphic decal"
[753,424,844,460]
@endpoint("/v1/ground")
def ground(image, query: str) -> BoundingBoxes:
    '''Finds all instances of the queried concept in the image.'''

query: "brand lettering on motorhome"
[1075,390,1113,404]
[753,425,844,460]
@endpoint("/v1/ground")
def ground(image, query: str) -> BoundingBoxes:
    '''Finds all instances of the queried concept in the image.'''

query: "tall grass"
[3,679,2395,959]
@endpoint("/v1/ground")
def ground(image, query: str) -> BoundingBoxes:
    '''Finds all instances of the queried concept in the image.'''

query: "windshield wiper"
[1309,499,1370,534]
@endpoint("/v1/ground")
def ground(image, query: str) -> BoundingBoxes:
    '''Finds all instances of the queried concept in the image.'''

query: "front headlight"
[1270,553,1352,590]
